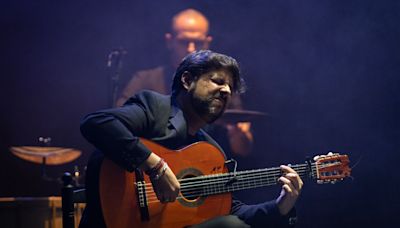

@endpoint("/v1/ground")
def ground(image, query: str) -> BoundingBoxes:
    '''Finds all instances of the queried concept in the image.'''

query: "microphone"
[107,48,128,67]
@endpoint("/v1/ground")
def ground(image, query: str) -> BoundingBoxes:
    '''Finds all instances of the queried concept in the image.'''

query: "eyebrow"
[210,73,233,87]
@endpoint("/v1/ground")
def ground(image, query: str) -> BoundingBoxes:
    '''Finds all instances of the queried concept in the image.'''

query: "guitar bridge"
[136,181,147,208]
[135,169,149,221]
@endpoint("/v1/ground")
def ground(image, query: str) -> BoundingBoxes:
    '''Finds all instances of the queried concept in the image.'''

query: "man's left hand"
[276,165,303,215]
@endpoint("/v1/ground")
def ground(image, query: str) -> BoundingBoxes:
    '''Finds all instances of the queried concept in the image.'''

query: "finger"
[280,165,303,188]
[162,195,175,203]
[278,176,295,189]
[279,177,298,195]
[164,188,179,200]
[167,194,178,202]
[282,184,293,194]
[159,196,167,203]
[280,165,297,174]
[284,173,303,191]
[154,189,161,200]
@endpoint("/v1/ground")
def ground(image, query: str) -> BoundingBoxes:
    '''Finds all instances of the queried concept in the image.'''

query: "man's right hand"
[140,153,180,203]
[151,166,181,203]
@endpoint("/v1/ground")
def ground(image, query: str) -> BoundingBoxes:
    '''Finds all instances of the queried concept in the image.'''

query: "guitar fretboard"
[178,163,316,198]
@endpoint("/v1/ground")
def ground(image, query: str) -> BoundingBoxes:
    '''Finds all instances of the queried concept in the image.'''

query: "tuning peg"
[313,155,321,161]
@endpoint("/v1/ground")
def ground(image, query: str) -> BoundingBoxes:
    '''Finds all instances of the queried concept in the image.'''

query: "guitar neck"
[179,163,316,197]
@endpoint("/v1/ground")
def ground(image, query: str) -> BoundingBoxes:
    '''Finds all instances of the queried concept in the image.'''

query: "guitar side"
[99,138,232,228]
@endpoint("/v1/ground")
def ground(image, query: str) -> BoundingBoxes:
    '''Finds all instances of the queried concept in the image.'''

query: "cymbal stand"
[38,136,54,181]
[72,165,86,187]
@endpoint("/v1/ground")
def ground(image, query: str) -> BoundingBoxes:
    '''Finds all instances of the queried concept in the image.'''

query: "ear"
[203,35,213,49]
[181,71,193,90]
[165,33,173,49]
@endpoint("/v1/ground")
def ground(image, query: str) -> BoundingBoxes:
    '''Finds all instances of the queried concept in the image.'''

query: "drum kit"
[8,109,266,185]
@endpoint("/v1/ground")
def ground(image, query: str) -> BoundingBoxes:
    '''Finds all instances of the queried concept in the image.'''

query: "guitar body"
[99,139,352,227]
[99,138,232,228]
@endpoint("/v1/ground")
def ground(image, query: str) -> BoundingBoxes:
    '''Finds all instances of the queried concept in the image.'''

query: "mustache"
[210,93,228,103]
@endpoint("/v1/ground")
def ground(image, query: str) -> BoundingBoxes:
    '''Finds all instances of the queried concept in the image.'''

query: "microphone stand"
[107,48,127,107]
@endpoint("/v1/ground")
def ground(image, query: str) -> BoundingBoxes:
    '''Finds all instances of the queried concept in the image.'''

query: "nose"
[187,42,196,53]
[220,84,232,97]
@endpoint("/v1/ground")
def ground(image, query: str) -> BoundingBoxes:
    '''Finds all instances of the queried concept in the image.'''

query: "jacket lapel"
[168,99,187,142]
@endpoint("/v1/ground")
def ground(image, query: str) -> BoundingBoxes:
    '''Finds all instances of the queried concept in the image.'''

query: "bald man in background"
[116,9,212,105]
[116,8,253,157]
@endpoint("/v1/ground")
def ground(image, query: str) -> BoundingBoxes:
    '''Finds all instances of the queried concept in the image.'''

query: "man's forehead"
[173,15,208,36]
[204,69,233,81]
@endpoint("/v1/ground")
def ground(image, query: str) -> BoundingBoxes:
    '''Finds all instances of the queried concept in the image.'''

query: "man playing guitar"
[80,50,303,227]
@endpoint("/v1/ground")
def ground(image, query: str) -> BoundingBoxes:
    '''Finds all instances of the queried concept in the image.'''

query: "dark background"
[1,0,399,227]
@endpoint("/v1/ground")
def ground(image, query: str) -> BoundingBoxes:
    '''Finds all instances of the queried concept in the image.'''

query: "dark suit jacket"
[79,90,295,228]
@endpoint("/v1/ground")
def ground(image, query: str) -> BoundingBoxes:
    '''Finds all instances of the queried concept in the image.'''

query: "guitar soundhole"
[180,174,203,200]
[176,168,206,207]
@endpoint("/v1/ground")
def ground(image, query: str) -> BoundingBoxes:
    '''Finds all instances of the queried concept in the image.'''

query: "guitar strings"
[144,170,317,203]
[141,161,343,203]
[142,165,316,203]
[141,161,341,204]
[142,163,311,187]
[143,159,339,188]
[145,167,316,203]
[143,161,334,191]
[177,166,311,190]
[141,160,336,190]
[143,165,313,196]
[146,169,316,197]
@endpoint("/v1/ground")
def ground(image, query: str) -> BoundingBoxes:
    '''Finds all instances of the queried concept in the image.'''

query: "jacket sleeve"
[80,94,156,172]
[231,197,297,227]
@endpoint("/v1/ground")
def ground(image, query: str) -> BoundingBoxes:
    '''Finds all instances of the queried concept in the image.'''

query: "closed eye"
[212,78,233,91]
[212,78,225,85]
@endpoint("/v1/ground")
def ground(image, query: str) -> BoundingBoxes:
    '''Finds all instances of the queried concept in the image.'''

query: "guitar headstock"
[313,152,351,184]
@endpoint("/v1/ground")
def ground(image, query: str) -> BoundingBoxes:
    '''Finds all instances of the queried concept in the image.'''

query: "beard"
[190,91,227,124]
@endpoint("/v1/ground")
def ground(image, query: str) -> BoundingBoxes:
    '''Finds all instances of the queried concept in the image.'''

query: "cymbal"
[220,109,267,123]
[10,146,81,165]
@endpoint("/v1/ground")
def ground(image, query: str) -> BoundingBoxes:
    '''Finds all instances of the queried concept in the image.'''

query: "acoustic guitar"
[100,138,351,228]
